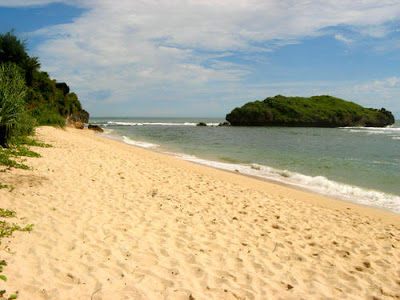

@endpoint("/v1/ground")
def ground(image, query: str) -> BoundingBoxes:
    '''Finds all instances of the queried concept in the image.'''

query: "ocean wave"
[107,121,220,127]
[174,155,400,214]
[122,136,159,149]
[89,123,108,127]
[340,126,400,136]
[107,121,221,127]
[110,132,400,214]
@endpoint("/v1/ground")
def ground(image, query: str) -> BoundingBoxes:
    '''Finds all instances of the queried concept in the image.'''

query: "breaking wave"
[112,133,400,214]
[107,121,220,126]
[175,155,400,213]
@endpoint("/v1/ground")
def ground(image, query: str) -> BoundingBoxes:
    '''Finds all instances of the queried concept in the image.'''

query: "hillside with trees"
[0,31,88,146]
[226,95,395,127]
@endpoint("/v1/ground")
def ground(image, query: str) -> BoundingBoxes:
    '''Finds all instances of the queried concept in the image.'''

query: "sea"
[90,117,400,214]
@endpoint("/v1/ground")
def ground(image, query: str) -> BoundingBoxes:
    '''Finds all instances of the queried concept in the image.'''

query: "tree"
[0,31,87,128]
[0,63,27,147]
[0,31,40,86]
[0,31,28,64]
[55,82,70,96]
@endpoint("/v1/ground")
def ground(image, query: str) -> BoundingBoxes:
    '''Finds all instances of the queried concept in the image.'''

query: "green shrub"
[9,112,36,143]
[0,63,27,147]
[1,32,86,130]
[29,104,66,126]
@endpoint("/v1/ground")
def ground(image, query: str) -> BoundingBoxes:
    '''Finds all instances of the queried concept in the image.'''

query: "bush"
[11,112,36,138]
[0,63,27,147]
[1,32,87,131]
[29,104,66,126]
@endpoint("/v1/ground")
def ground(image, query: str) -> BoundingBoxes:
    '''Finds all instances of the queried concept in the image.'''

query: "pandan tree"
[0,63,26,147]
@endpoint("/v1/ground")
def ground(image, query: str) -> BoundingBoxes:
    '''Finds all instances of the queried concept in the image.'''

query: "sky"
[0,0,400,118]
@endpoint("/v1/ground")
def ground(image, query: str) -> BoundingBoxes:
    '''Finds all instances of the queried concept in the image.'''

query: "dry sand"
[0,126,399,300]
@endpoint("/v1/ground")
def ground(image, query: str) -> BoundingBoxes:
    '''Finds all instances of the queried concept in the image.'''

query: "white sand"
[0,126,399,300]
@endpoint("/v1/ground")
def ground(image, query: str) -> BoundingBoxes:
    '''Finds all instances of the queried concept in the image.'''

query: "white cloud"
[358,25,391,38]
[356,77,400,90]
[3,0,400,116]
[334,34,353,44]
[0,0,89,8]
[0,0,58,6]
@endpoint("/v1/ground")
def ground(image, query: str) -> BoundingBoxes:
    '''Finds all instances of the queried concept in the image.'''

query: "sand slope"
[0,126,399,300]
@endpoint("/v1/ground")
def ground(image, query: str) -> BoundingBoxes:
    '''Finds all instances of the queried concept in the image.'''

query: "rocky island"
[226,95,395,127]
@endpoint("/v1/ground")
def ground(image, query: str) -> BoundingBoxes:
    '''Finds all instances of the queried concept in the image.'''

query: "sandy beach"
[0,126,399,300]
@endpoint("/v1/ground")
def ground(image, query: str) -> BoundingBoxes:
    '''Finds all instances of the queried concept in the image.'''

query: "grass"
[13,136,51,148]
[0,210,16,218]
[0,151,29,170]
[0,136,51,171]
[0,221,34,241]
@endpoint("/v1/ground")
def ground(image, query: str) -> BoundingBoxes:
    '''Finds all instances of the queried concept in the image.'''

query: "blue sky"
[1,0,400,118]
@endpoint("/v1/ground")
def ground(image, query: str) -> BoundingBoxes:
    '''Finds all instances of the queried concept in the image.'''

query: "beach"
[0,126,399,299]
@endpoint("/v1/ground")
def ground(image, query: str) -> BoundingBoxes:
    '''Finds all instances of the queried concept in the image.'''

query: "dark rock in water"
[197,122,207,126]
[67,110,89,129]
[226,95,395,127]
[218,121,230,126]
[88,124,104,132]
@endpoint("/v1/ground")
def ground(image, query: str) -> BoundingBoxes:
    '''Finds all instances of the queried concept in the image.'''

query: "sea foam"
[107,121,220,127]
[341,126,400,135]
[174,154,400,214]
[105,130,400,214]
[122,136,159,149]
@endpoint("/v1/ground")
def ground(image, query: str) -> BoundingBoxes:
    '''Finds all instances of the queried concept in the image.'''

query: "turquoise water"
[91,117,400,213]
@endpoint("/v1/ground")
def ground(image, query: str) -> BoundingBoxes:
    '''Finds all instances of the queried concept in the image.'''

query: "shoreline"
[0,126,399,299]
[100,128,400,218]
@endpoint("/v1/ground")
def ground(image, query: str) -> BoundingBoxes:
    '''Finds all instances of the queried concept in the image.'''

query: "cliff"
[226,95,395,127]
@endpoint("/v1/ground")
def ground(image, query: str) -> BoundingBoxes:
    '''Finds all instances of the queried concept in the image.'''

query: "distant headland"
[226,95,395,127]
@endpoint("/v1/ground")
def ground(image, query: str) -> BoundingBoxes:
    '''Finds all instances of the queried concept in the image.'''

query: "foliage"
[0,31,87,128]
[26,70,80,126]
[0,63,28,147]
[0,221,33,240]
[0,149,29,170]
[226,95,395,127]
[0,32,29,65]
[0,31,40,87]
[11,113,36,138]
[4,146,41,159]
[0,209,16,218]
[29,104,66,127]
[0,135,49,170]
[14,136,51,148]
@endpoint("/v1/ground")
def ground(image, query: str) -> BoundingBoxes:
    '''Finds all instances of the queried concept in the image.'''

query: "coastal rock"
[218,122,230,126]
[88,124,104,132]
[67,110,90,129]
[226,95,395,127]
[197,122,207,126]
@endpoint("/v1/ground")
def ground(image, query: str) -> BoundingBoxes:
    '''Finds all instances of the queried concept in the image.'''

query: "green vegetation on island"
[226,95,395,127]
[0,31,88,147]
